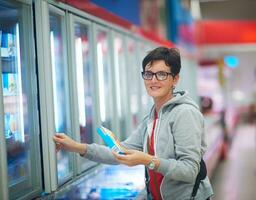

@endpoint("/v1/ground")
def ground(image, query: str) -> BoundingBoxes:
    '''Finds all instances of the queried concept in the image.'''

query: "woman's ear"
[173,74,180,85]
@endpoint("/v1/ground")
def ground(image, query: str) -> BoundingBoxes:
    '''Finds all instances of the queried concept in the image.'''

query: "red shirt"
[148,112,163,200]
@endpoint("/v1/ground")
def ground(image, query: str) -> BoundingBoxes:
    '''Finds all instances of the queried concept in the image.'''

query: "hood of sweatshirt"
[149,91,199,118]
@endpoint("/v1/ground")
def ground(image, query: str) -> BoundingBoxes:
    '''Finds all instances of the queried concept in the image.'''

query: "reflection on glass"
[55,165,145,199]
[0,2,40,196]
[1,8,29,189]
[1,21,28,186]
[96,30,113,129]
[140,44,153,116]
[127,39,139,131]
[74,22,93,145]
[113,36,128,139]
[49,12,72,184]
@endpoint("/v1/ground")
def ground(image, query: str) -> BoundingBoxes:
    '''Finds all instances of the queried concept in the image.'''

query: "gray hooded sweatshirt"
[83,91,214,200]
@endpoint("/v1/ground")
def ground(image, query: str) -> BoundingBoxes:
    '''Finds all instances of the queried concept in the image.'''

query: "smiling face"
[144,60,179,104]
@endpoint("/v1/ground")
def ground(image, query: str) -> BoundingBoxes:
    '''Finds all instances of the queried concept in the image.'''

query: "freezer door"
[93,25,115,131]
[0,0,42,199]
[125,38,141,133]
[49,5,74,186]
[112,32,130,140]
[68,15,98,173]
[34,2,75,192]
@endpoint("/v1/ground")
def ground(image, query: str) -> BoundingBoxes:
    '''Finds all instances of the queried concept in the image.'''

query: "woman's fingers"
[112,150,135,166]
[112,151,126,160]
[53,133,68,152]
[112,149,149,167]
[53,133,65,141]
[55,142,62,152]
[53,133,82,153]
[55,133,66,138]
[122,149,133,154]
[53,136,61,143]
[112,151,121,158]
[53,133,69,145]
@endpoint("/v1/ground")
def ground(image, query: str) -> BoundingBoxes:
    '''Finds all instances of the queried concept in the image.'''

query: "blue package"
[97,126,125,154]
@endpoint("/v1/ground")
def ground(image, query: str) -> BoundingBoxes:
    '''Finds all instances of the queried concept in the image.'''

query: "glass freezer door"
[73,20,94,150]
[69,16,97,173]
[126,38,140,132]
[113,33,129,140]
[0,0,42,199]
[49,7,73,185]
[94,26,114,130]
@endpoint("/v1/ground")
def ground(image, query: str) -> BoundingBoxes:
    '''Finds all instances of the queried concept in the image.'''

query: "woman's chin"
[148,92,161,98]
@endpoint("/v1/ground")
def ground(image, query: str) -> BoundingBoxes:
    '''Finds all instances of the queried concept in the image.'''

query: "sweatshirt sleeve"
[82,118,147,164]
[156,105,203,183]
[82,143,119,165]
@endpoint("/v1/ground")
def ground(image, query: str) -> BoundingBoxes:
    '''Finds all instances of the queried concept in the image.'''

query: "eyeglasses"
[141,71,174,81]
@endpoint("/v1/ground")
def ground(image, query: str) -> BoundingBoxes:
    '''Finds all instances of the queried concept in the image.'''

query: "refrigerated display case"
[0,0,42,199]
[112,32,130,140]
[72,18,94,147]
[94,25,114,131]
[68,14,98,173]
[49,6,73,185]
[125,38,140,133]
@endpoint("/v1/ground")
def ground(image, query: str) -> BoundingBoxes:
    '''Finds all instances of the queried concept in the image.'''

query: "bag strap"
[168,104,207,199]
[190,159,207,200]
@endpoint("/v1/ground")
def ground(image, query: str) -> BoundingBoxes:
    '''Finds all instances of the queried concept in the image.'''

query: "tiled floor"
[211,124,256,200]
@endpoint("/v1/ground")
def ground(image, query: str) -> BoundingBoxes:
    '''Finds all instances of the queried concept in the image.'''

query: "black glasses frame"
[141,71,175,81]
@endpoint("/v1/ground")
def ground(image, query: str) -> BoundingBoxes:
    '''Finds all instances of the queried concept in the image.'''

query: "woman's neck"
[154,94,173,113]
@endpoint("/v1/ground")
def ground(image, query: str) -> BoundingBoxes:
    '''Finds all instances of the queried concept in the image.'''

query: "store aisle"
[211,124,256,200]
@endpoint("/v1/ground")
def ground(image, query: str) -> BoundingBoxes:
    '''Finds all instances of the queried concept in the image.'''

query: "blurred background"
[0,0,255,200]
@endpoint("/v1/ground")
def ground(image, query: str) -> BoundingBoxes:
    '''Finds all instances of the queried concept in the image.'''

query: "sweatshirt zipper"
[154,110,161,155]
[154,110,164,200]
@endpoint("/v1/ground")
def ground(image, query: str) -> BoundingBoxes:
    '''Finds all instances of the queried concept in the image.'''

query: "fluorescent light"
[114,38,121,118]
[97,43,106,122]
[50,31,60,132]
[16,23,25,143]
[75,37,86,127]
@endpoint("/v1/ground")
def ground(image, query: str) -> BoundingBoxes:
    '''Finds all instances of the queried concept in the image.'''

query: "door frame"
[0,41,9,200]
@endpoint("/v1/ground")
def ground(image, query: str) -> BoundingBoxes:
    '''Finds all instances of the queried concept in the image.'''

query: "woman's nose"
[151,74,158,82]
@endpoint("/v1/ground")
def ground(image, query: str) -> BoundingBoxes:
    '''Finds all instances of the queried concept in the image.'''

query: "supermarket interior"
[0,0,256,200]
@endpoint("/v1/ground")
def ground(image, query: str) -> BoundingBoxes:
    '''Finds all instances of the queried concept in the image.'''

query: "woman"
[53,47,213,200]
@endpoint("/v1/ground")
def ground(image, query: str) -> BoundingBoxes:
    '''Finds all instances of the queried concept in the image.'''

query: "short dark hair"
[142,47,181,76]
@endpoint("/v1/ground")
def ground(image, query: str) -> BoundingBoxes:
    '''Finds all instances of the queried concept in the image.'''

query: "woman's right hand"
[53,133,87,155]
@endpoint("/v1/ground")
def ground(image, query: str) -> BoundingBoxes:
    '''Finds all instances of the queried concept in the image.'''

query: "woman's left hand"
[112,149,152,167]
